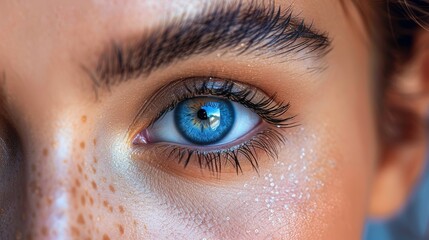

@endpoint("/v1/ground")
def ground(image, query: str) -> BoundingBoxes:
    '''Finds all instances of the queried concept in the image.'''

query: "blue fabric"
[365,157,429,240]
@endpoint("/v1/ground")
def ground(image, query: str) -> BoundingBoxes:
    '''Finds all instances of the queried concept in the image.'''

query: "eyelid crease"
[129,77,298,135]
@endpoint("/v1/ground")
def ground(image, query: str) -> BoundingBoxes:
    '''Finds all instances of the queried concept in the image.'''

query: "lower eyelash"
[153,127,286,174]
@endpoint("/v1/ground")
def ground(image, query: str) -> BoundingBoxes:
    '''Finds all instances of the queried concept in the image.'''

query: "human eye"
[130,77,296,176]
[145,96,258,146]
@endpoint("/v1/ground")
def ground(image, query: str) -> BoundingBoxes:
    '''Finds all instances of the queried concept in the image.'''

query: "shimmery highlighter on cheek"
[232,127,336,237]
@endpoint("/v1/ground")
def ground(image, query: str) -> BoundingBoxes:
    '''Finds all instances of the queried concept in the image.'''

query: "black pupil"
[197,109,208,120]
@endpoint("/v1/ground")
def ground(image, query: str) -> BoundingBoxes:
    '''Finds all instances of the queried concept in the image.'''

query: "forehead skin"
[0,0,374,239]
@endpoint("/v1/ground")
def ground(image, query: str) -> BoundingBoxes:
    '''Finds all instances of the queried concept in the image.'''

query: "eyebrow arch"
[93,0,331,88]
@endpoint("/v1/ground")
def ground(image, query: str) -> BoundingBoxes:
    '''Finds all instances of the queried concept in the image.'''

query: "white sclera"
[147,101,261,146]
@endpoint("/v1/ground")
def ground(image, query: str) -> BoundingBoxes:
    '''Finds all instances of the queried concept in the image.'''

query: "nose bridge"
[26,131,71,239]
[24,120,80,240]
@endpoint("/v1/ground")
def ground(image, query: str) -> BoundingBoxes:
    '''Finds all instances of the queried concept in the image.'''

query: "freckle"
[71,226,80,236]
[77,214,85,225]
[103,200,109,208]
[84,174,88,180]
[75,179,81,187]
[91,181,97,190]
[89,197,94,205]
[109,185,115,193]
[91,166,97,174]
[109,206,113,212]
[77,164,83,174]
[102,234,110,240]
[80,141,85,149]
[29,181,42,196]
[42,148,49,156]
[118,224,124,235]
[93,138,97,146]
[93,156,98,164]
[81,195,86,206]
[71,187,77,196]
[81,115,87,123]
[41,226,48,236]
[101,177,106,183]
[118,205,125,214]
[63,159,68,164]
[46,197,53,206]
[50,139,58,148]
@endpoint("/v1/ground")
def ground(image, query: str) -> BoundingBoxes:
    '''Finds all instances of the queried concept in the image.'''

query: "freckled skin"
[0,91,135,239]
[118,224,125,235]
[0,0,423,239]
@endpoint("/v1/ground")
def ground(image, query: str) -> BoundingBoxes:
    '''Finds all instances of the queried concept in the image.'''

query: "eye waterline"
[132,122,280,151]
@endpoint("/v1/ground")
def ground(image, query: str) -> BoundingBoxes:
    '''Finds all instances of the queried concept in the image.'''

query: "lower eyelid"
[131,125,286,176]
[134,120,266,150]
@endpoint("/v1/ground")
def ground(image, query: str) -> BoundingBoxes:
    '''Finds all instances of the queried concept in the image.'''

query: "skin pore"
[0,0,427,239]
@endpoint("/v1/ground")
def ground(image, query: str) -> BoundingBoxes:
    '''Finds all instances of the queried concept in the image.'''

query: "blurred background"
[365,147,429,240]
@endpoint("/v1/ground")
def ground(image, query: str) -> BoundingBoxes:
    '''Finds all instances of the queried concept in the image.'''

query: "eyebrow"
[93,1,331,88]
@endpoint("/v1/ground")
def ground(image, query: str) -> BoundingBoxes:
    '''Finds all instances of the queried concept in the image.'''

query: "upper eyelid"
[129,77,297,134]
[132,77,258,126]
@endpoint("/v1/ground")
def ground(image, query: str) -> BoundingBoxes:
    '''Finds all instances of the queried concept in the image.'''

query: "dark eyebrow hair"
[93,1,331,88]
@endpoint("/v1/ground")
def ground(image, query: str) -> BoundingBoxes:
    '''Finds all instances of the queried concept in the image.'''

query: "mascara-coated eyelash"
[132,77,297,174]
[143,78,295,128]
[140,128,286,174]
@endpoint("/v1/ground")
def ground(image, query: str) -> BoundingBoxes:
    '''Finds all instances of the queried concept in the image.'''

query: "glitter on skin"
[233,128,336,237]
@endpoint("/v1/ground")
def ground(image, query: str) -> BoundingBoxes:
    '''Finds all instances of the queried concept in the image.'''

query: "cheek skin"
[228,128,339,239]
[125,123,370,239]
[120,127,340,239]
[212,127,334,239]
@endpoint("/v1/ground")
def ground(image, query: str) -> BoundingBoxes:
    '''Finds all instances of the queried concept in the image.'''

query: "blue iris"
[174,97,235,145]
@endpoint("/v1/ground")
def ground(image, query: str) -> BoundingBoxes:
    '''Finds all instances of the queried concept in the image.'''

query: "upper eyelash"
[147,78,297,129]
